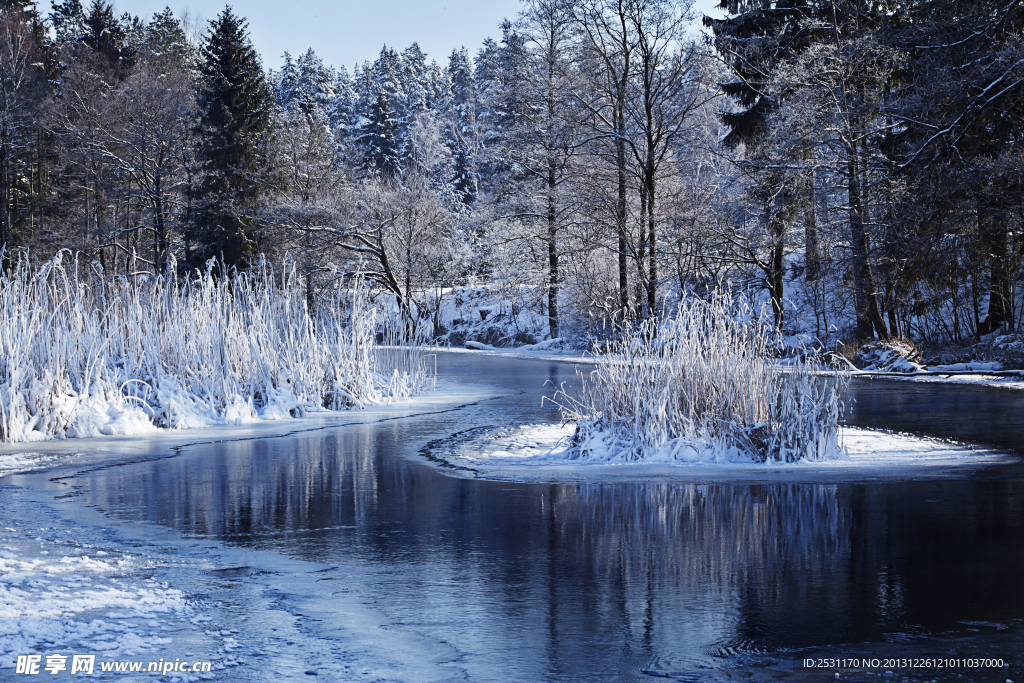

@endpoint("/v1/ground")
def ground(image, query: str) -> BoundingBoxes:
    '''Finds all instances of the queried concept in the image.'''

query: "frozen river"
[3,354,1023,681]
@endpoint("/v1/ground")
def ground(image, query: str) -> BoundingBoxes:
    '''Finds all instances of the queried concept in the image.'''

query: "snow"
[854,339,927,372]
[851,369,1024,391]
[0,451,79,477]
[0,484,466,681]
[0,495,216,676]
[426,422,1019,483]
[933,361,1004,372]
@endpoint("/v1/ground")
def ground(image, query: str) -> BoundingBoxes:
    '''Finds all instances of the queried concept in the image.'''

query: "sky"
[107,0,725,73]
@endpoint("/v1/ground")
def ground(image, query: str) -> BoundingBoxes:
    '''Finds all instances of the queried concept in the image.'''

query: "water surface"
[72,355,1024,681]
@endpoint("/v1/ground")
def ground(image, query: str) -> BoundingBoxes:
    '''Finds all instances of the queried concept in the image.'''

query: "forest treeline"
[0,0,1020,345]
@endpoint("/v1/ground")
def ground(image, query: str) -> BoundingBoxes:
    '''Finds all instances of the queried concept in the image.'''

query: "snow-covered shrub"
[554,296,848,463]
[923,330,1024,370]
[0,253,431,443]
[853,339,925,372]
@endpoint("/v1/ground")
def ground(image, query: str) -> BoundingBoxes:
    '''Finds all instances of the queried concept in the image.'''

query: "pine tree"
[50,0,86,45]
[327,64,356,140]
[400,42,429,115]
[145,6,192,69]
[357,92,402,178]
[189,5,273,271]
[445,47,476,204]
[82,0,133,69]
[354,46,405,178]
[275,51,298,105]
[293,48,334,120]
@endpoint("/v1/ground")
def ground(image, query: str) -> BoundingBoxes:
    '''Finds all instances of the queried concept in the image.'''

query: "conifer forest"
[1,0,1022,351]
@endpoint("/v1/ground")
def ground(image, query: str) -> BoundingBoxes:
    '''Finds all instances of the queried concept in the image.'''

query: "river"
[5,353,1024,682]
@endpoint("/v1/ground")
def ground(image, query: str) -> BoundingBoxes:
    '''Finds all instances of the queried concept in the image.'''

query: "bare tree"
[0,9,44,264]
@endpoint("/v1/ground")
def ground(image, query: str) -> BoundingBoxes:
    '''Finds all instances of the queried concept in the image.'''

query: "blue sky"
[108,0,724,73]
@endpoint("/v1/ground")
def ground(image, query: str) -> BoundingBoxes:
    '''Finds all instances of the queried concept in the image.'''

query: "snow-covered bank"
[0,255,431,444]
[0,486,226,677]
[0,382,504,479]
[423,422,1019,483]
[846,336,1024,389]
[0,483,468,681]
[447,339,592,363]
[850,368,1024,391]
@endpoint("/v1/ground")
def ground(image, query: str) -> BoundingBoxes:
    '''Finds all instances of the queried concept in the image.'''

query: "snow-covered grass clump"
[555,296,848,464]
[0,253,431,443]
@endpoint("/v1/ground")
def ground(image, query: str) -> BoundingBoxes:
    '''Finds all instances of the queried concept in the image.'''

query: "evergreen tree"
[275,51,298,104]
[474,25,527,193]
[445,47,476,204]
[50,0,85,44]
[293,48,334,120]
[189,5,273,271]
[354,46,405,178]
[145,6,192,69]
[327,64,356,139]
[82,0,133,69]
[357,92,402,178]
[400,42,430,115]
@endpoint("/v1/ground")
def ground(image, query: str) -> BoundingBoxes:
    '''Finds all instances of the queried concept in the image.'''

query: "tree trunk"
[977,203,1012,335]
[645,167,657,317]
[547,160,559,339]
[767,212,785,330]
[154,172,167,274]
[638,187,648,318]
[848,152,888,340]
[804,178,821,282]
[615,105,628,317]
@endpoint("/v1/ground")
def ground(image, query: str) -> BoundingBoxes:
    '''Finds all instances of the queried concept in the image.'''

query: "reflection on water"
[77,356,1024,681]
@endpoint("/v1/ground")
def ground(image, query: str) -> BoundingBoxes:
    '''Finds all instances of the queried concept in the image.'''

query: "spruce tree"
[357,92,402,178]
[355,46,404,178]
[445,47,476,204]
[82,0,133,69]
[189,5,273,271]
[327,65,356,143]
[145,6,191,69]
[50,0,86,44]
[293,48,334,120]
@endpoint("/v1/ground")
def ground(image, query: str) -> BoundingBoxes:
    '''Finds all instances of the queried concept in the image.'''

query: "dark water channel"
[74,355,1024,681]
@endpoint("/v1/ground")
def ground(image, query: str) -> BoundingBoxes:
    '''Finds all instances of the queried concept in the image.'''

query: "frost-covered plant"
[0,252,431,443]
[555,295,847,463]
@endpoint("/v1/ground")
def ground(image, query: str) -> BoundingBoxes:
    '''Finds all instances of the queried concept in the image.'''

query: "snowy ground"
[849,369,1024,391]
[446,340,592,363]
[422,422,1020,483]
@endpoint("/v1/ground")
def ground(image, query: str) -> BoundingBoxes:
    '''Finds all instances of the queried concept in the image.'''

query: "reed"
[555,295,847,463]
[0,252,431,442]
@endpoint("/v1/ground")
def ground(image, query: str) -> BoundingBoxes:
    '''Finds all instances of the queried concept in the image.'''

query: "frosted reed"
[0,253,431,442]
[555,296,847,463]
